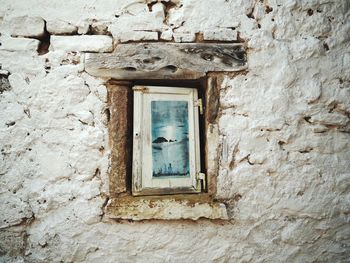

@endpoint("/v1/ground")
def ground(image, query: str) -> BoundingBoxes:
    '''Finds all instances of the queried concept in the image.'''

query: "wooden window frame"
[132,85,202,196]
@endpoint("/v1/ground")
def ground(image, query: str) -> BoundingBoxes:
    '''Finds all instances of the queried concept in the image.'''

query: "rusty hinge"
[132,86,148,92]
[194,98,203,115]
[196,172,206,192]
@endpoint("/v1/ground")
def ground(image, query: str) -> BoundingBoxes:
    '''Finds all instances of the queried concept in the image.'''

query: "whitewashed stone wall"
[0,0,349,262]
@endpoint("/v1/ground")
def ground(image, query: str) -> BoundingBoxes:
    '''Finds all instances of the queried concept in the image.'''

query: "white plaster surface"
[8,16,45,38]
[116,31,158,43]
[203,29,237,41]
[46,20,77,35]
[173,31,196,43]
[50,35,113,52]
[160,28,173,41]
[0,36,40,52]
[0,0,350,262]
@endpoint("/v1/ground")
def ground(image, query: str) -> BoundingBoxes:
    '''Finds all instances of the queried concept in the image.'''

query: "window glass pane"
[151,100,190,178]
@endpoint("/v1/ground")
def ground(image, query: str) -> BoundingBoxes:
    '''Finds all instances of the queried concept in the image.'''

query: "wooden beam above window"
[85,43,247,80]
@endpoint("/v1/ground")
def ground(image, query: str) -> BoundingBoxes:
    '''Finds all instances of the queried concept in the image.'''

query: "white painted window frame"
[132,85,202,196]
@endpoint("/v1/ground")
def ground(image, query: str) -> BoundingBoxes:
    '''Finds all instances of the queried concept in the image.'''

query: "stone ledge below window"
[106,195,228,220]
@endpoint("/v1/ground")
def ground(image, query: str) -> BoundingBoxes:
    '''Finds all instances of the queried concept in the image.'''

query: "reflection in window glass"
[151,101,189,178]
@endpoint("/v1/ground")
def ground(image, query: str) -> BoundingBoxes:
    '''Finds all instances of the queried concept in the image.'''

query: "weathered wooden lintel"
[85,43,247,80]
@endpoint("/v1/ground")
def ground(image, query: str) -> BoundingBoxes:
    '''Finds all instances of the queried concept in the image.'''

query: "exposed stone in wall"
[173,31,195,42]
[108,2,166,41]
[46,20,78,35]
[116,31,159,43]
[0,73,11,94]
[50,35,113,52]
[203,29,238,41]
[0,37,40,52]
[9,16,45,38]
[0,0,349,262]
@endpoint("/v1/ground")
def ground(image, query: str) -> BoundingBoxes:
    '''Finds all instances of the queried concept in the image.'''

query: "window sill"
[106,194,228,220]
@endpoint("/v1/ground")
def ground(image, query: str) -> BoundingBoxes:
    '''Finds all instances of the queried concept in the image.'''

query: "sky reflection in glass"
[151,101,189,178]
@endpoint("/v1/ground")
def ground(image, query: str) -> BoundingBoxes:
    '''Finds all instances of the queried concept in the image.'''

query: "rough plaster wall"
[0,0,349,262]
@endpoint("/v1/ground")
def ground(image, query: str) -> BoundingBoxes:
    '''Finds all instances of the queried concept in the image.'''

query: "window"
[86,42,246,219]
[132,85,205,196]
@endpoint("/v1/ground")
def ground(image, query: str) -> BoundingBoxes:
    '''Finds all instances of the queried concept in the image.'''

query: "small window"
[132,85,205,196]
[88,42,246,219]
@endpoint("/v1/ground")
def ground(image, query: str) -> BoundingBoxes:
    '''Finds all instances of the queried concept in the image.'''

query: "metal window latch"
[194,98,203,115]
[196,172,206,191]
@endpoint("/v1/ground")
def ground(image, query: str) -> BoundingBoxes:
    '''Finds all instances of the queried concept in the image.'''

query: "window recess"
[85,42,247,220]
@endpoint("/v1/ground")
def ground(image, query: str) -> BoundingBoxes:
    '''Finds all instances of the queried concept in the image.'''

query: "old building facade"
[0,0,349,262]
